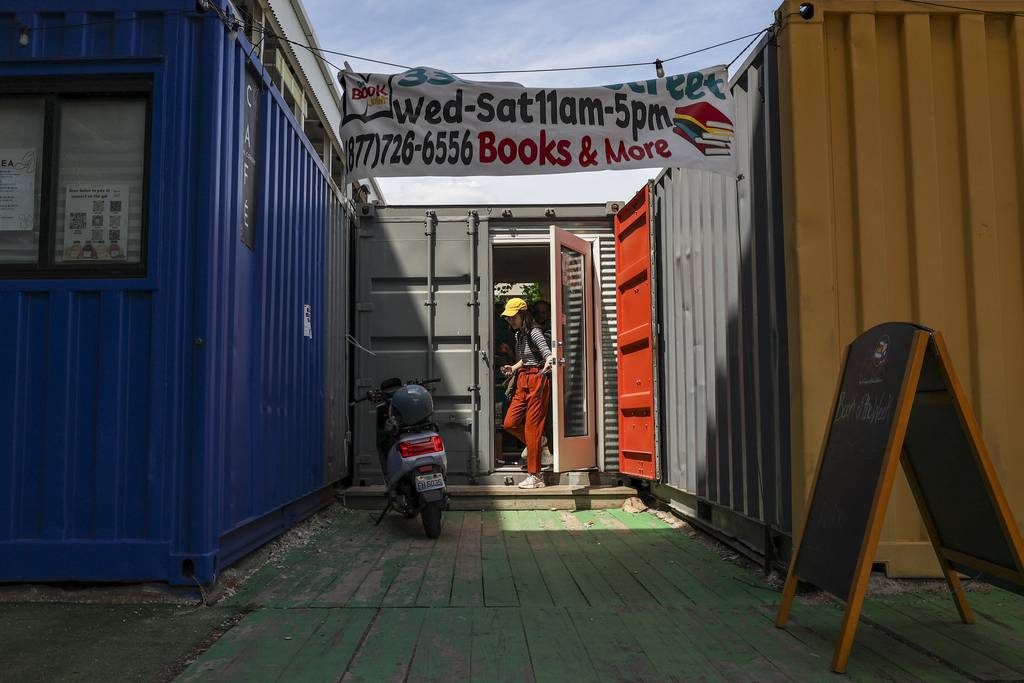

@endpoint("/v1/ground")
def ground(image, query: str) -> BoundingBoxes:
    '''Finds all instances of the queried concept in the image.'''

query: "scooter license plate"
[415,473,445,493]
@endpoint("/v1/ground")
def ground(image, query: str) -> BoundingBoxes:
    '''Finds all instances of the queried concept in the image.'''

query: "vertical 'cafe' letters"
[240,69,260,250]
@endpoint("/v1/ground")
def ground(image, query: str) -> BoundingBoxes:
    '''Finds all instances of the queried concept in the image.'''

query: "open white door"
[550,227,597,471]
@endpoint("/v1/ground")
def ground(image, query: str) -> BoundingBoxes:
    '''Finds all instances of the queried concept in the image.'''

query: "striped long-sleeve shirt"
[515,326,553,367]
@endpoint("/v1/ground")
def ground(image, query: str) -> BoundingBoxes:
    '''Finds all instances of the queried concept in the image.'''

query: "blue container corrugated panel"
[0,1,346,584]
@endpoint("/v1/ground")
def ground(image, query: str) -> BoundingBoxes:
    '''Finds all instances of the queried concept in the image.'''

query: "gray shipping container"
[350,203,621,484]
[650,37,792,566]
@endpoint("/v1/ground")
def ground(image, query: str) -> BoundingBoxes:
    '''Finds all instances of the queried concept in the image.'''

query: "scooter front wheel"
[421,501,443,538]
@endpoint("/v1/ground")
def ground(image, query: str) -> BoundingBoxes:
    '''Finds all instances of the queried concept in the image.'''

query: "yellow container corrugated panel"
[776,0,1024,577]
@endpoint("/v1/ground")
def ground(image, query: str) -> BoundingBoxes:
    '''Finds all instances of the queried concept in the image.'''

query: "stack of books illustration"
[672,103,734,156]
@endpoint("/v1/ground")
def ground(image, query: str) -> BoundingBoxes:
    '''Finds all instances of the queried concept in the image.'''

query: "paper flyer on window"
[0,148,37,232]
[63,184,129,260]
[339,66,737,179]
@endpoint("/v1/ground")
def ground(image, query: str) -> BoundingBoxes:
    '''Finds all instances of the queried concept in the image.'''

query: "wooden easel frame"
[777,329,1024,672]
[927,332,1024,589]
[775,329,929,672]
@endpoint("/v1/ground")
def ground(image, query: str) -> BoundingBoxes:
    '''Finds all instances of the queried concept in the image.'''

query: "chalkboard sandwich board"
[775,322,1024,673]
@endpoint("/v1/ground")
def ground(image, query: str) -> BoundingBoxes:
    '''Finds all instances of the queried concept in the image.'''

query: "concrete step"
[338,484,638,511]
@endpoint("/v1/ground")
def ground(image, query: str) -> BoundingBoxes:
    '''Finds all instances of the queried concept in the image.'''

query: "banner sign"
[339,66,736,178]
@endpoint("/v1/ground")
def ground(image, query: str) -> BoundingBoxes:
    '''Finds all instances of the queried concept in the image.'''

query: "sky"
[302,0,777,205]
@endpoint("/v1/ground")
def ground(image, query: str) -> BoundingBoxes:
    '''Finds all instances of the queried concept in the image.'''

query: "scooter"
[352,377,449,538]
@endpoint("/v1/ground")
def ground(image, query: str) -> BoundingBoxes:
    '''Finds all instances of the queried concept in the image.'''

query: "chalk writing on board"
[833,391,895,425]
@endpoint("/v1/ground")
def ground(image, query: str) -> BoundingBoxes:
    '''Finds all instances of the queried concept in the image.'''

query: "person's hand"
[542,358,554,375]
[501,365,514,377]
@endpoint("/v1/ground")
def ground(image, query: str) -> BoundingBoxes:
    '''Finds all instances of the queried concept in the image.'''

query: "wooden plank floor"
[181,509,1024,682]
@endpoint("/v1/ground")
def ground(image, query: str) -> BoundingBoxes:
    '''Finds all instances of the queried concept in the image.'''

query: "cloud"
[377,168,663,205]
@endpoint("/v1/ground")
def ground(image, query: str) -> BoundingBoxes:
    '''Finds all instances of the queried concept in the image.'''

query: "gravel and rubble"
[644,500,995,605]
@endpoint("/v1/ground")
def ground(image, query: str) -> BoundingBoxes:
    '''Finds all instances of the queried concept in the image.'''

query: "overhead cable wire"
[252,26,347,72]
[246,22,410,70]
[662,29,770,65]
[246,21,773,77]
[247,22,771,76]
[450,28,771,75]
[727,28,770,69]
[23,7,775,78]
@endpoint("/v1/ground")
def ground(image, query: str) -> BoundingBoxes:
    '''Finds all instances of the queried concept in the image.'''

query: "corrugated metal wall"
[325,192,350,483]
[777,0,1024,575]
[0,4,344,583]
[652,38,791,560]
[193,22,332,573]
[596,236,620,471]
[0,289,162,563]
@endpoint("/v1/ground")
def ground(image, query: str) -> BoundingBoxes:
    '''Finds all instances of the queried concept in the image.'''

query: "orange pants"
[502,369,550,474]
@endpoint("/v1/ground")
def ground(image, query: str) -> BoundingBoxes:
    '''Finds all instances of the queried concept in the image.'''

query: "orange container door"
[614,185,658,480]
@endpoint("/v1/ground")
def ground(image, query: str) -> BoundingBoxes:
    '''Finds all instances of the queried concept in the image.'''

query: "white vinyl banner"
[339,66,737,179]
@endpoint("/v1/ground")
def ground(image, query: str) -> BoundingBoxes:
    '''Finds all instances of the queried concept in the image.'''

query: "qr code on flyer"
[70,213,86,231]
[92,200,105,213]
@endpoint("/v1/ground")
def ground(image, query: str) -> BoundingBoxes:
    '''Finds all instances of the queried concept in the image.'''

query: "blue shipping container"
[0,0,349,584]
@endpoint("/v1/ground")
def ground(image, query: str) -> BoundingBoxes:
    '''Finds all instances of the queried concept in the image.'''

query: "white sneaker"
[518,474,546,489]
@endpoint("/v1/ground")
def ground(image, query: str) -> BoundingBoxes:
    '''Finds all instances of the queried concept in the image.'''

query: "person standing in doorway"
[501,297,553,489]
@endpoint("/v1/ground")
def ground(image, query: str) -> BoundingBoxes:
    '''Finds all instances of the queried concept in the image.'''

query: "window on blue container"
[0,77,150,277]
[0,98,43,263]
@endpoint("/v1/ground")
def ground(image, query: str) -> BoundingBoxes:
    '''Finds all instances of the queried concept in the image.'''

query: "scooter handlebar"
[350,389,385,407]
[349,380,439,407]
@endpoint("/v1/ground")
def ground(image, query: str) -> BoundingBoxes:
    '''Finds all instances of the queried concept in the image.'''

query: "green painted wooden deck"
[179,509,1024,682]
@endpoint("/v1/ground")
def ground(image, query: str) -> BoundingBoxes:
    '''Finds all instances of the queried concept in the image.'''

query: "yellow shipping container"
[776,0,1024,576]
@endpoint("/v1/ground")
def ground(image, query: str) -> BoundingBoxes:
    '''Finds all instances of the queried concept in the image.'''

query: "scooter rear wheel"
[421,501,443,538]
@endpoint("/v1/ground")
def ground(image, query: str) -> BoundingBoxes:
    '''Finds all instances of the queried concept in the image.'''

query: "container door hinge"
[356,302,374,312]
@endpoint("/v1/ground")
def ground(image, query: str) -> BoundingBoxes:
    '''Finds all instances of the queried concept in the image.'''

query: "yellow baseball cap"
[500,297,529,318]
